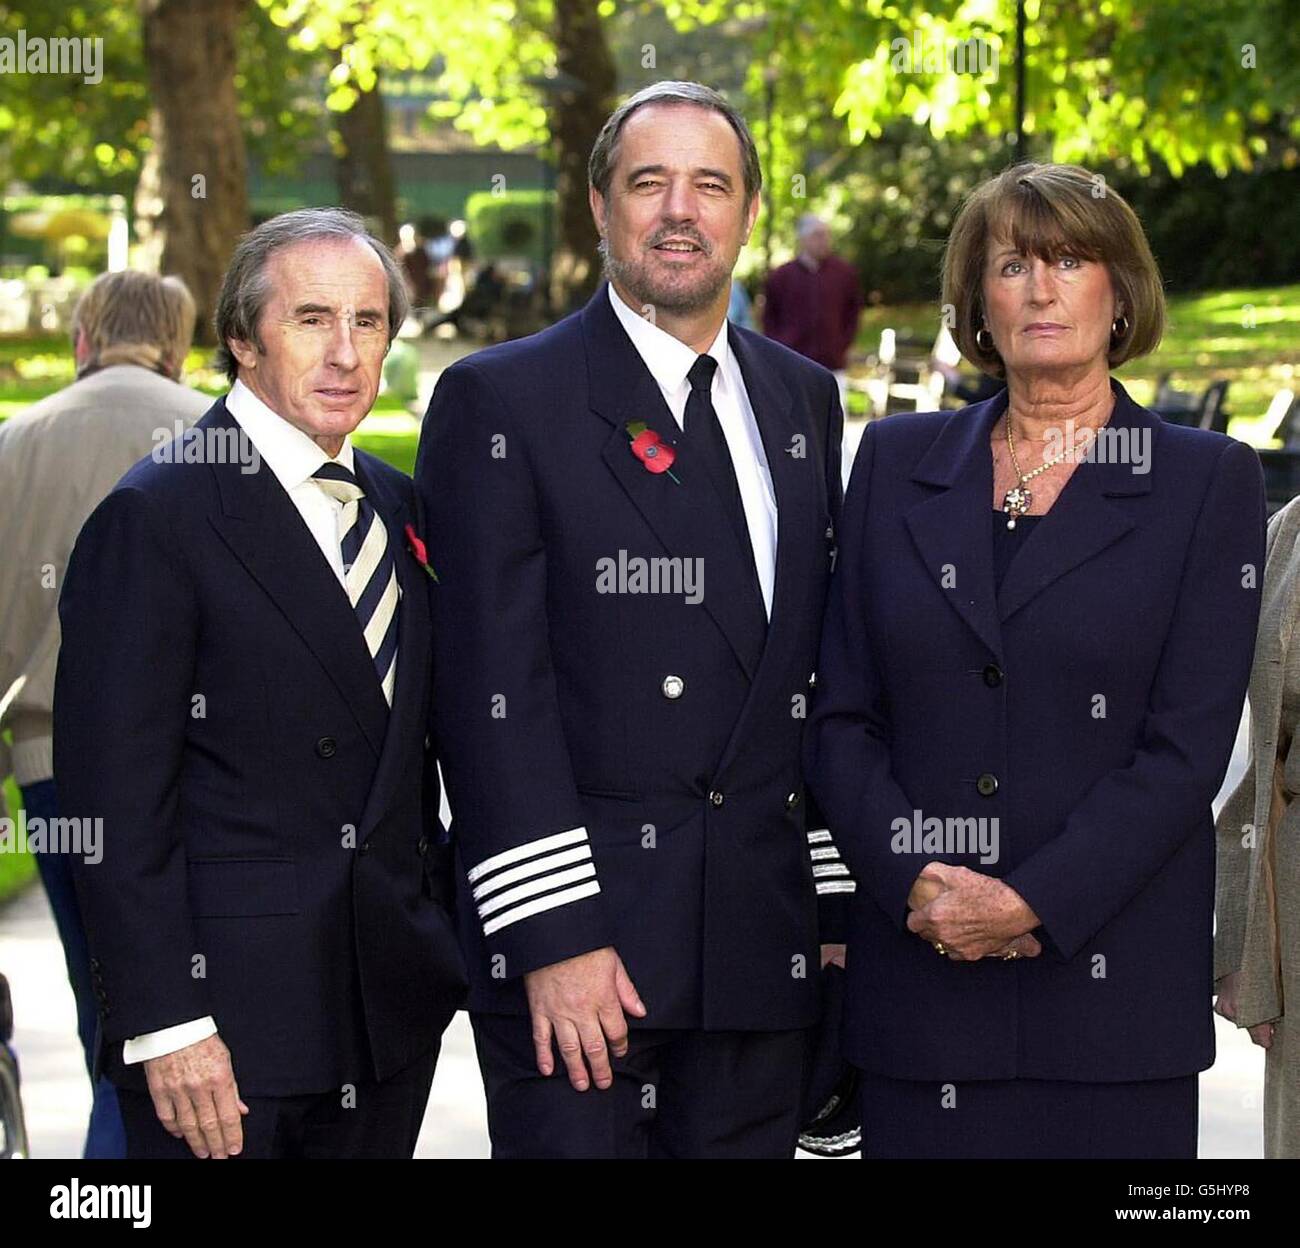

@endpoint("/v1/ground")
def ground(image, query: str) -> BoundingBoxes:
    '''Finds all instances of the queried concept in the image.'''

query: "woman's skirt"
[857,1070,1198,1159]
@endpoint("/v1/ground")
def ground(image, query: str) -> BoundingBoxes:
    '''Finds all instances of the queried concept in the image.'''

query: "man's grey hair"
[797,213,828,240]
[213,207,409,383]
[588,80,762,207]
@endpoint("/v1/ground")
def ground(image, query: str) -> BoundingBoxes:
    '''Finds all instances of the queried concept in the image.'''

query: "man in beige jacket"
[1215,494,1300,1158]
[0,270,209,1156]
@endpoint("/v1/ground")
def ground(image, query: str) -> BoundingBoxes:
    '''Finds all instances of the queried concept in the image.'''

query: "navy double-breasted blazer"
[805,381,1265,1081]
[54,399,466,1098]
[415,284,847,1030]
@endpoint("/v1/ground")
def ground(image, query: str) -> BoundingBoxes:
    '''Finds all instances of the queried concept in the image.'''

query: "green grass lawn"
[0,773,33,904]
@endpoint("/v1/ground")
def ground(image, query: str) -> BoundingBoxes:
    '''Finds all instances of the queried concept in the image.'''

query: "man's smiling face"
[590,101,758,315]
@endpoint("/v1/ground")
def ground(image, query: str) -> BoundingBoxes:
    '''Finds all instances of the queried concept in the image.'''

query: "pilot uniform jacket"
[54,398,467,1099]
[416,283,848,1031]
[806,381,1265,1083]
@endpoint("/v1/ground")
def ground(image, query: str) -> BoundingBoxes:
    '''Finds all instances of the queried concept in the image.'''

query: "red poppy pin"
[626,421,680,484]
[404,523,439,582]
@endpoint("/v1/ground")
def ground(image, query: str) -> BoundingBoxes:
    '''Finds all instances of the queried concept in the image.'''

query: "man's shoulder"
[442,308,586,391]
[1,369,210,442]
[354,445,414,505]
[733,322,835,390]
[765,258,801,285]
[0,383,78,436]
[80,364,213,411]
[827,253,860,279]
[110,410,226,510]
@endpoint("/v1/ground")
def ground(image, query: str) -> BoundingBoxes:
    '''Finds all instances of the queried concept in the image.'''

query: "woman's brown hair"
[941,162,1166,378]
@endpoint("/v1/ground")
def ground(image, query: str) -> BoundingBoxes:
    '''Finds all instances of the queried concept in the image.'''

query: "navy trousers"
[22,778,126,1159]
[116,1046,438,1159]
[472,1012,809,1158]
[858,1070,1198,1159]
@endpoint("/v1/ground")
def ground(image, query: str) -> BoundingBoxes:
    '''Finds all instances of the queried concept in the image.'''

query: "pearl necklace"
[1002,416,1070,529]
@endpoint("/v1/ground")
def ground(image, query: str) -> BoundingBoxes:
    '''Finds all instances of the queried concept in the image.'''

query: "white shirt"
[122,379,360,1065]
[226,379,360,586]
[607,282,779,617]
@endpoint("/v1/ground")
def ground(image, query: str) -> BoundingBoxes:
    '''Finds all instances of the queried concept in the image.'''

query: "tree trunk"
[334,71,399,245]
[135,0,250,346]
[548,0,617,312]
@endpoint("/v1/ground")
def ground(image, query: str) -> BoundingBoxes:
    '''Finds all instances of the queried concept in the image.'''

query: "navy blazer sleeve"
[54,486,213,1042]
[805,419,950,929]
[1003,438,1265,960]
[416,361,616,980]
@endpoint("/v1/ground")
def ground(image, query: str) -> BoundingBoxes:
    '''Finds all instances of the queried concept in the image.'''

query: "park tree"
[668,0,1300,259]
[0,0,320,340]
[264,0,617,309]
[4,0,1297,325]
[135,0,250,341]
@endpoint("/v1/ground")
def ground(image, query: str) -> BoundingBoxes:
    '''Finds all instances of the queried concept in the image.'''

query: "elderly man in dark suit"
[54,208,465,1160]
[416,80,852,1159]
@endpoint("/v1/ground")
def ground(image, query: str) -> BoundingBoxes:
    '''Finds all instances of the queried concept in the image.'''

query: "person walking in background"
[806,163,1265,1158]
[0,270,209,1158]
[1215,494,1300,1158]
[398,221,436,315]
[762,213,864,414]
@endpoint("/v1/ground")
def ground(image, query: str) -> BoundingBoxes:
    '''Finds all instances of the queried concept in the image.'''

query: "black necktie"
[684,354,763,611]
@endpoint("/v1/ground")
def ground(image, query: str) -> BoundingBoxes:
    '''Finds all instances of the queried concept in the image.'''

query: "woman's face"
[980,230,1120,381]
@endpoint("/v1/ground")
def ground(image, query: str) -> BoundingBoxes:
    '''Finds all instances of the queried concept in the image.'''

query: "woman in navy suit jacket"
[805,163,1265,1158]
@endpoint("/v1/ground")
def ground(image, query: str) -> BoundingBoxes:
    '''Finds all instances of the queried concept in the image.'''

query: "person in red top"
[762,214,864,411]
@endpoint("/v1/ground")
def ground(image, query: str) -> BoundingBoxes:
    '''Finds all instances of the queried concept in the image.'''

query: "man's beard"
[599,234,733,315]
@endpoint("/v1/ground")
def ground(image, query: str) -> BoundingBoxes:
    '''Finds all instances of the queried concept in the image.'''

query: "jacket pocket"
[187,857,300,917]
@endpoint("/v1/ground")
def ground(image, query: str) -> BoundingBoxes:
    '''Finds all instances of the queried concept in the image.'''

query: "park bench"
[1151,374,1231,433]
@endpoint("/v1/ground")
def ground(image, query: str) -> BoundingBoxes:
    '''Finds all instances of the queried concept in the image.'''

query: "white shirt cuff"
[122,1016,218,1064]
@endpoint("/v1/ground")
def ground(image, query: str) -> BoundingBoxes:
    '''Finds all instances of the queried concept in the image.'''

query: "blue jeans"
[21,778,125,1159]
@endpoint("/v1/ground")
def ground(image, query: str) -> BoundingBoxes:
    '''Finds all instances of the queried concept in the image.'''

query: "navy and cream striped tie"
[311,461,399,705]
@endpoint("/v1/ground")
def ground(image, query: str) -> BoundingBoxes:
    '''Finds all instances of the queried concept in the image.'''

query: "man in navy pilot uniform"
[55,209,465,1159]
[416,81,855,1157]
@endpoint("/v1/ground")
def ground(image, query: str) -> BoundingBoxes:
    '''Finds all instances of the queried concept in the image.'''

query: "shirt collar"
[225,378,356,492]
[607,281,732,397]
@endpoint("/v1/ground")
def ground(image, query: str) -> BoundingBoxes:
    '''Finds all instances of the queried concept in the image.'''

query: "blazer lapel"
[585,287,767,679]
[996,383,1148,623]
[204,400,390,757]
[904,392,1006,659]
[730,324,811,640]
[707,325,827,772]
[355,459,431,838]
